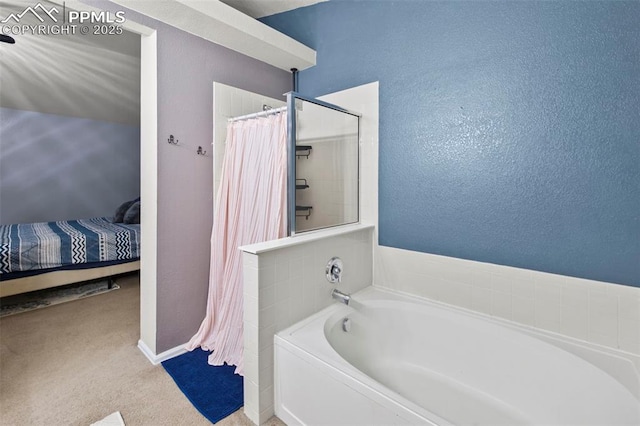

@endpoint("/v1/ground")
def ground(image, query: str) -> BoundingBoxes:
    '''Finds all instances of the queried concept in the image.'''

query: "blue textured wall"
[262,1,640,287]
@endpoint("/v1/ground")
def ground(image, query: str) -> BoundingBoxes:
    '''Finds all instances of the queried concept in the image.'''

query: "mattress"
[0,217,140,276]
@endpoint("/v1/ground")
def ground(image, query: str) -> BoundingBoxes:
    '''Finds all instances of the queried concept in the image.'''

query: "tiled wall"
[295,135,358,231]
[375,246,640,356]
[242,226,373,424]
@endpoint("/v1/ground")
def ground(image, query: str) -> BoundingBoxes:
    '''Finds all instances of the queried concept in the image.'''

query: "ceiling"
[219,0,325,18]
[0,0,141,125]
[0,0,322,125]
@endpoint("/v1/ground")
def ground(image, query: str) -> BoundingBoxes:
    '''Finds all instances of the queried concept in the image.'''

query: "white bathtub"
[274,286,640,425]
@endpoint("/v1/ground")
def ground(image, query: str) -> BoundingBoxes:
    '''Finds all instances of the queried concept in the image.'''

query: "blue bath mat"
[162,348,243,423]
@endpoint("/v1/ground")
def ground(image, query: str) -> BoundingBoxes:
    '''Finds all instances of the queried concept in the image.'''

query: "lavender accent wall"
[0,107,140,225]
[154,25,290,352]
[87,1,291,352]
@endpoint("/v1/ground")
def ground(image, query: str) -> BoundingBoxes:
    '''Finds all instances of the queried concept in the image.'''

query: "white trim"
[137,340,188,365]
[139,29,158,357]
[111,0,316,71]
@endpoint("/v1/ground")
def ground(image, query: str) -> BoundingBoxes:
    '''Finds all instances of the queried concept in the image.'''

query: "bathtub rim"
[276,285,640,401]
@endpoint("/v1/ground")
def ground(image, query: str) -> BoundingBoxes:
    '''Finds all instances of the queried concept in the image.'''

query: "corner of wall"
[242,226,374,424]
[139,29,158,354]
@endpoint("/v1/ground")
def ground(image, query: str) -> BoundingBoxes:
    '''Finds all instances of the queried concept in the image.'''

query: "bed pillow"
[123,201,141,224]
[113,200,135,223]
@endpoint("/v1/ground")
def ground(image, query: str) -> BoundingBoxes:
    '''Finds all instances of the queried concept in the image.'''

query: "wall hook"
[197,146,207,156]
[168,135,179,145]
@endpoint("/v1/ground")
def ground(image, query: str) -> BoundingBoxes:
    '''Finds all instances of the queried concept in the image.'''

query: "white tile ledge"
[240,223,374,255]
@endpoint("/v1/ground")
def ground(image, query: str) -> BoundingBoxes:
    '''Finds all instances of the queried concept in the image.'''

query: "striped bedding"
[0,217,140,275]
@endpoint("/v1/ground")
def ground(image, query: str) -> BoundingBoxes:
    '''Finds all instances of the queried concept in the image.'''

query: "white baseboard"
[138,339,188,365]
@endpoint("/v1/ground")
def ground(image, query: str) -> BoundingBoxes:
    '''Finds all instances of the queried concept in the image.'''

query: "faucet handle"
[332,265,342,283]
[326,257,343,284]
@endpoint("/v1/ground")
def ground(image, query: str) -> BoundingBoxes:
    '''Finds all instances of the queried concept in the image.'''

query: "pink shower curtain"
[186,112,288,375]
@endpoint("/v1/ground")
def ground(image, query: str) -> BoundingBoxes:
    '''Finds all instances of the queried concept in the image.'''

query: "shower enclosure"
[286,92,361,235]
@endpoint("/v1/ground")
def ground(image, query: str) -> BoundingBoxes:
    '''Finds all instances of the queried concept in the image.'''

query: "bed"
[0,217,140,297]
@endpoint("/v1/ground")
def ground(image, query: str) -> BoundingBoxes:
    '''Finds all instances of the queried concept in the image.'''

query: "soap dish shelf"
[296,145,312,159]
[296,178,309,190]
[296,205,313,220]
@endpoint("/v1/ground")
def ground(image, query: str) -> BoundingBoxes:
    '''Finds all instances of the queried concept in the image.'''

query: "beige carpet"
[0,273,284,426]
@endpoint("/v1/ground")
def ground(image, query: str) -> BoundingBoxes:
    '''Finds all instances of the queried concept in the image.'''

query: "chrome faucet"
[327,257,349,304]
[332,289,351,305]
[326,257,343,284]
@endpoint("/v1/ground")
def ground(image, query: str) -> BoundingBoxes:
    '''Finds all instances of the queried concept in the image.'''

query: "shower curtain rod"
[228,106,287,122]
